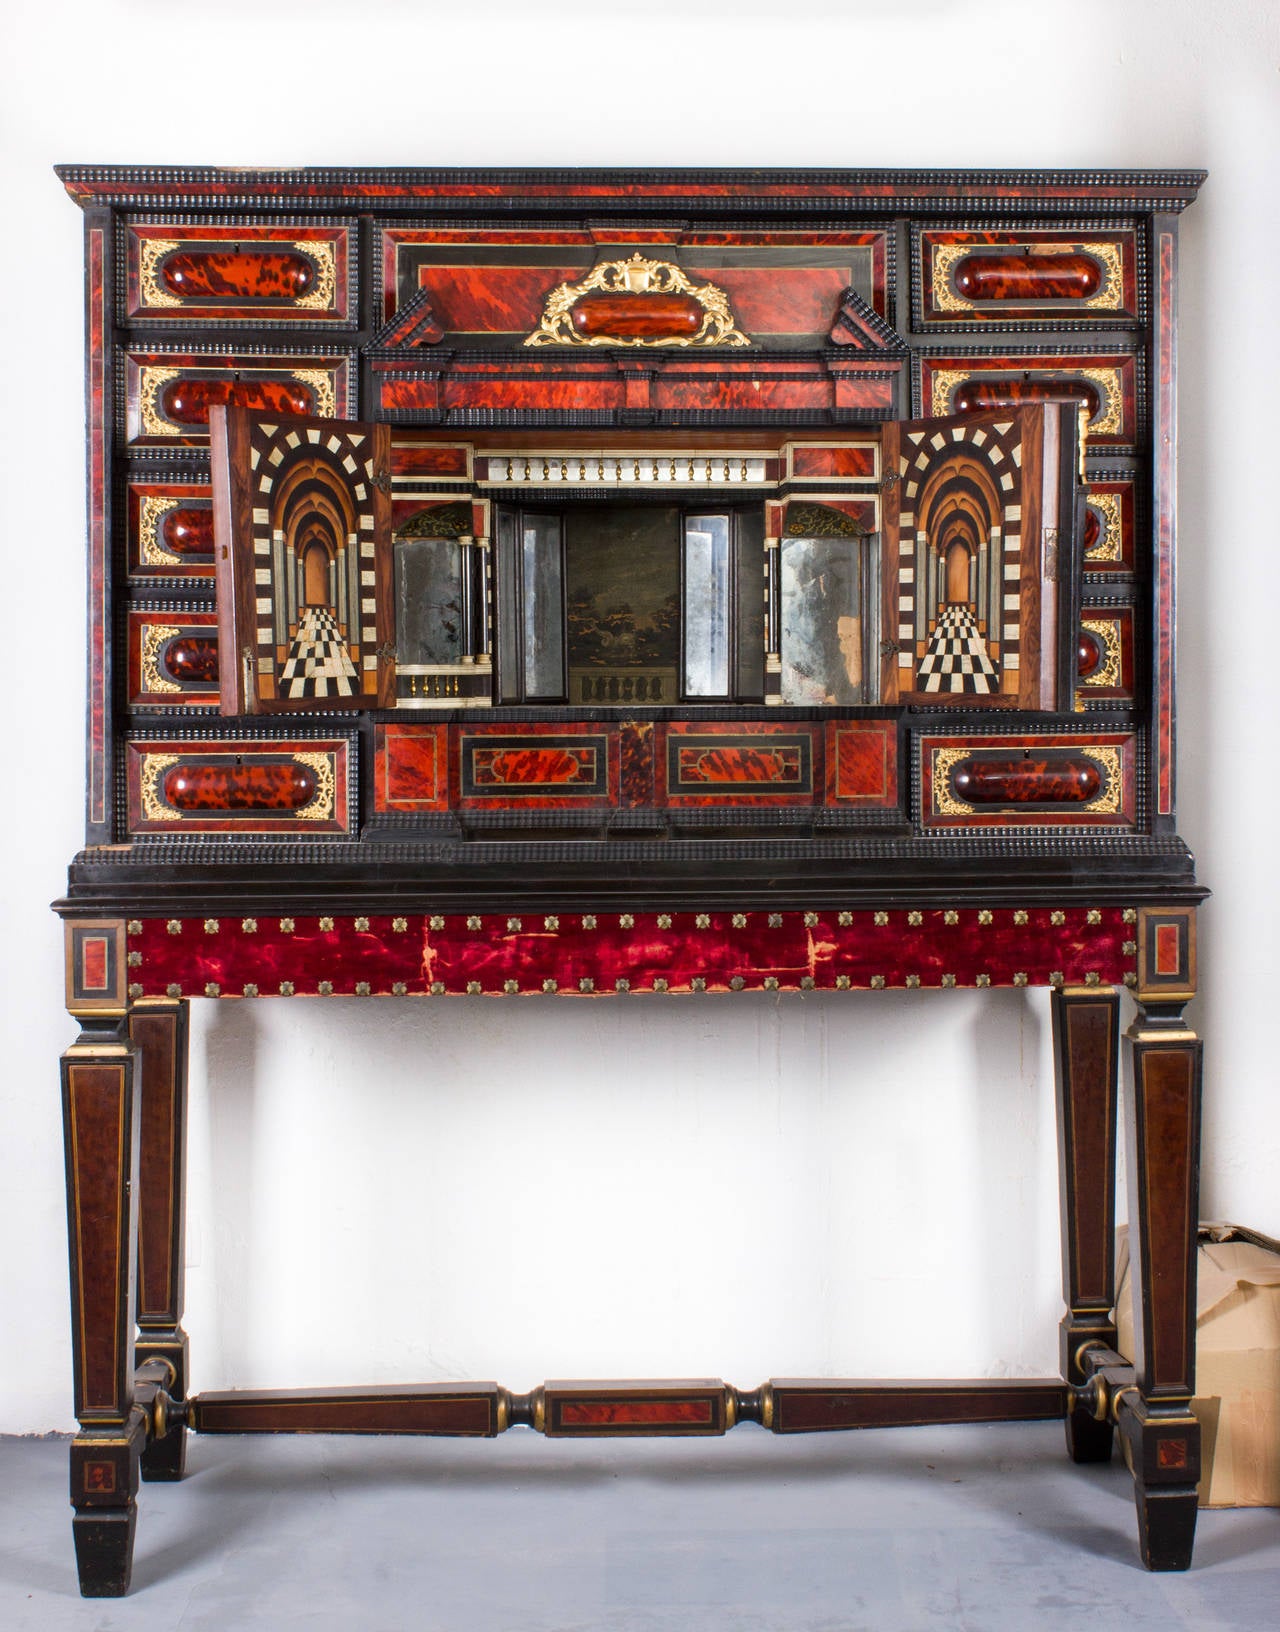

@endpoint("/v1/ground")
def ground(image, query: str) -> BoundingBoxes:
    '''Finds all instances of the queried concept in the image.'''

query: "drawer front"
[920,350,1137,447]
[127,610,219,708]
[126,733,354,835]
[455,725,617,809]
[660,722,818,808]
[918,732,1136,829]
[1076,607,1135,705]
[127,478,214,580]
[125,348,353,447]
[124,221,355,324]
[914,228,1139,327]
[1083,478,1136,573]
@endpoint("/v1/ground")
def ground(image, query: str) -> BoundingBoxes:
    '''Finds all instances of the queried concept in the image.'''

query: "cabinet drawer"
[919,350,1137,447]
[918,731,1136,829]
[124,221,355,324]
[126,733,354,835]
[127,478,214,580]
[1083,478,1136,573]
[914,228,1139,327]
[1076,608,1135,705]
[125,348,354,447]
[127,610,219,708]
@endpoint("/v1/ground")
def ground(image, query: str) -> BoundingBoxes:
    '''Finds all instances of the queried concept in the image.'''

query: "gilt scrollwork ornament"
[1080,619,1123,690]
[524,254,750,348]
[139,625,184,695]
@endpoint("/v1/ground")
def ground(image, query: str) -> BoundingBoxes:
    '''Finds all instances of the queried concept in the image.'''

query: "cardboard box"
[1116,1222,1280,1507]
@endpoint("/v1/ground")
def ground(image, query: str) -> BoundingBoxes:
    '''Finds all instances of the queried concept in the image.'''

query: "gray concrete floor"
[2,1426,1278,1630]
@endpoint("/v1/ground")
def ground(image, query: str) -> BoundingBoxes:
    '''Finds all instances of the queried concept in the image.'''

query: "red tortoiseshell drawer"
[1076,608,1135,705]
[126,734,354,836]
[127,478,214,580]
[920,351,1137,446]
[125,348,354,447]
[127,610,219,708]
[124,222,355,324]
[453,724,618,809]
[915,229,1139,327]
[1083,478,1136,573]
[918,732,1136,829]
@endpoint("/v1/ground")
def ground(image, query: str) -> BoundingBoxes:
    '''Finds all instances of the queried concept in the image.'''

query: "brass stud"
[203,918,219,934]
[1013,909,1028,926]
[542,978,558,995]
[803,911,819,928]
[731,913,747,929]
[544,915,559,932]
[166,920,182,935]
[1050,910,1065,926]
[128,982,144,999]
[976,973,991,988]
[615,977,631,993]
[1050,971,1065,989]
[941,973,956,988]
[1123,907,1137,924]
[466,915,482,931]
[279,918,295,935]
[695,913,711,929]
[870,975,886,989]
[280,981,294,997]
[905,974,921,988]
[1122,940,1137,956]
[1014,972,1028,987]
[838,911,853,928]
[319,980,333,996]
[355,981,371,996]
[430,981,445,995]
[392,982,407,996]
[835,974,851,989]
[320,917,335,933]
[620,914,634,929]
[800,975,815,990]
[874,911,889,927]
[354,917,370,933]
[128,951,142,967]
[1085,971,1101,986]
[653,977,669,993]
[127,920,142,936]
[393,917,408,933]
[166,983,182,998]
[204,982,220,998]
[242,918,257,934]
[764,976,779,991]
[657,914,672,929]
[691,977,706,993]
[768,913,783,928]
[505,979,520,995]
[944,910,958,926]
[1124,972,1138,988]
[1086,908,1102,925]
[907,911,923,927]
[466,981,482,995]
[429,915,445,931]
[579,977,596,993]
[730,975,745,990]
[243,983,259,998]
[582,914,597,930]
[506,917,522,933]
[978,909,993,926]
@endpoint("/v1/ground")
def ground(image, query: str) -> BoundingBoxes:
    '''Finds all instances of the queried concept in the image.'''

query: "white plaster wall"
[1,0,1277,1430]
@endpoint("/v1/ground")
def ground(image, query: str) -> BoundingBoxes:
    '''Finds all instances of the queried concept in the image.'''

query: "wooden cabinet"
[54,165,1206,1594]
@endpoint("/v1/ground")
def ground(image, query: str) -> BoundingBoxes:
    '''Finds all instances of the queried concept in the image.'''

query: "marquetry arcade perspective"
[55,165,1206,1594]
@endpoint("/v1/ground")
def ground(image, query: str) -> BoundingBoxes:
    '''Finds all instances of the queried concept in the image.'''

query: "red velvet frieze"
[124,907,1137,1000]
